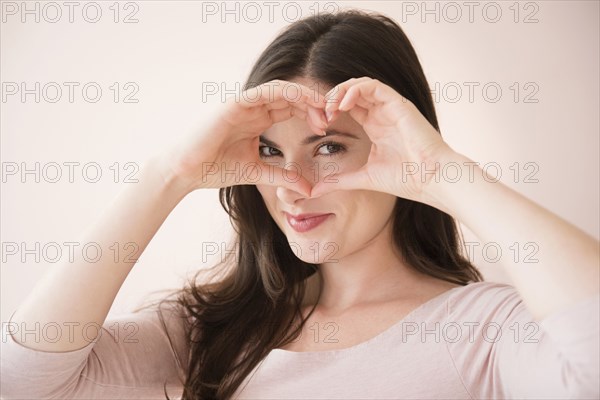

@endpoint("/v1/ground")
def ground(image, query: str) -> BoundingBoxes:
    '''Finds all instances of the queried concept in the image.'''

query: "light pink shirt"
[2,281,599,399]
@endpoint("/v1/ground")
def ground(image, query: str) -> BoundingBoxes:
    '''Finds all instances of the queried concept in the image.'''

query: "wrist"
[419,149,471,215]
[145,154,196,200]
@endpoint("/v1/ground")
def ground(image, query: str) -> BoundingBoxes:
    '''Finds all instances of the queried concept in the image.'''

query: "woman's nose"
[275,185,307,204]
[274,160,317,203]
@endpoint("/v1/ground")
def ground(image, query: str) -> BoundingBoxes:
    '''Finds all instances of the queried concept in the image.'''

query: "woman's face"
[255,78,398,264]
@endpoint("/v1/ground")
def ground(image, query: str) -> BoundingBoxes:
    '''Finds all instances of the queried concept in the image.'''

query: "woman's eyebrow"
[259,130,360,147]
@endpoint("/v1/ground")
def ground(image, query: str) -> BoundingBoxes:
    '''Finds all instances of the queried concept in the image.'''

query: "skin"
[261,75,599,351]
[312,76,599,323]
[5,79,331,352]
[8,75,597,355]
[256,77,461,351]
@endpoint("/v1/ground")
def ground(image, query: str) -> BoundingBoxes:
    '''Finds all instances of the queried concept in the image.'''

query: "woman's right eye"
[259,145,282,158]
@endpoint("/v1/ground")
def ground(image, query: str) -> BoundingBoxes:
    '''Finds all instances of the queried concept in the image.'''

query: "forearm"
[9,156,191,352]
[422,150,600,321]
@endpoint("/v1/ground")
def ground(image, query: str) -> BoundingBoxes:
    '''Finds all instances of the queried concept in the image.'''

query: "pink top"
[2,281,599,399]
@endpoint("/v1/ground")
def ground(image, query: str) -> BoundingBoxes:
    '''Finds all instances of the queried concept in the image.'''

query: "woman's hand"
[160,80,329,196]
[311,77,456,204]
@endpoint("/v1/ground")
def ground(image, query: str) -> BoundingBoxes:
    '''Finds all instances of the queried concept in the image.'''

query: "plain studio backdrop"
[1,1,598,325]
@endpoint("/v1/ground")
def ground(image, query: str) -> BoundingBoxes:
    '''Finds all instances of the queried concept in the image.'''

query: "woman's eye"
[259,145,281,158]
[259,142,346,158]
[316,142,345,156]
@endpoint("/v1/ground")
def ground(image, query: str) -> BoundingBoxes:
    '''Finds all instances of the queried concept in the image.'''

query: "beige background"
[1,1,598,323]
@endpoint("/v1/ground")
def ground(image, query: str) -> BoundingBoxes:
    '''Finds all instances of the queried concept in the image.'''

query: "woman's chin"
[285,237,342,265]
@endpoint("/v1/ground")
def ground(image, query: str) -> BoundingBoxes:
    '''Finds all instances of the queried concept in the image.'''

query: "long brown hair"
[152,9,483,399]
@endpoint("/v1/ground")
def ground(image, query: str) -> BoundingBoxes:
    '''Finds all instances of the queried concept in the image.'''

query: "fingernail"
[320,111,329,127]
[325,110,333,122]
[338,97,349,111]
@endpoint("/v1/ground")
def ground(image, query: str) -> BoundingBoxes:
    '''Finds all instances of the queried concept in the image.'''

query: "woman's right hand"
[160,80,329,197]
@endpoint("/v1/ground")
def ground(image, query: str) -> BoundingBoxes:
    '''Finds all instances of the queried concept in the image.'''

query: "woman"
[1,9,598,400]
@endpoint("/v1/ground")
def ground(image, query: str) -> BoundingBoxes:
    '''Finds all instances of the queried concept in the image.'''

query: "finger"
[324,77,372,118]
[244,80,327,110]
[268,106,307,123]
[344,104,369,126]
[269,106,325,135]
[338,79,401,112]
[353,97,376,110]
[307,106,327,134]
[290,102,328,130]
[287,103,327,131]
[245,82,328,130]
[267,96,313,116]
[305,114,326,136]
[310,168,371,198]
[264,98,292,110]
[326,105,369,126]
[326,109,341,124]
[267,105,324,133]
[265,105,324,136]
[283,81,328,109]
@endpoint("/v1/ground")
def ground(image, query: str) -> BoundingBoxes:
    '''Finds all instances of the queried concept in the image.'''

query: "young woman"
[2,9,598,400]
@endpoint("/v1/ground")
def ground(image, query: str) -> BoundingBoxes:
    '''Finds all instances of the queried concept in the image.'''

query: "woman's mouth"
[284,212,333,233]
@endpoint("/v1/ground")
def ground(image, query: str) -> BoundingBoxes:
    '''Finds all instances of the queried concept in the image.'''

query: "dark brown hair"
[152,9,483,400]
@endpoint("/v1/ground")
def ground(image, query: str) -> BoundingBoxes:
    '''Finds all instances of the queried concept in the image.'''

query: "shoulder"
[449,280,519,302]
[445,280,525,323]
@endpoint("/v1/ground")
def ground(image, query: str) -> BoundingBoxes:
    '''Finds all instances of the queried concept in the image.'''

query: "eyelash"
[258,141,347,158]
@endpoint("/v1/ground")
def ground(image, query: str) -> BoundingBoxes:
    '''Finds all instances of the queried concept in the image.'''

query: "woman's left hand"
[310,77,456,204]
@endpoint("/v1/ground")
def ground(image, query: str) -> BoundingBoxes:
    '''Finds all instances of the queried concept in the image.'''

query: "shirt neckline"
[270,283,468,357]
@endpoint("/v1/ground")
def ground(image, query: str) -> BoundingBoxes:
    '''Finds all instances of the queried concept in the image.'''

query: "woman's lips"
[284,212,333,233]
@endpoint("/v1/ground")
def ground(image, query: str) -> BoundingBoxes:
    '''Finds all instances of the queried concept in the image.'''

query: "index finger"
[242,80,327,109]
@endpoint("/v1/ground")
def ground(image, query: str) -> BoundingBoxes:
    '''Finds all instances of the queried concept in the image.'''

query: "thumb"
[310,168,371,198]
